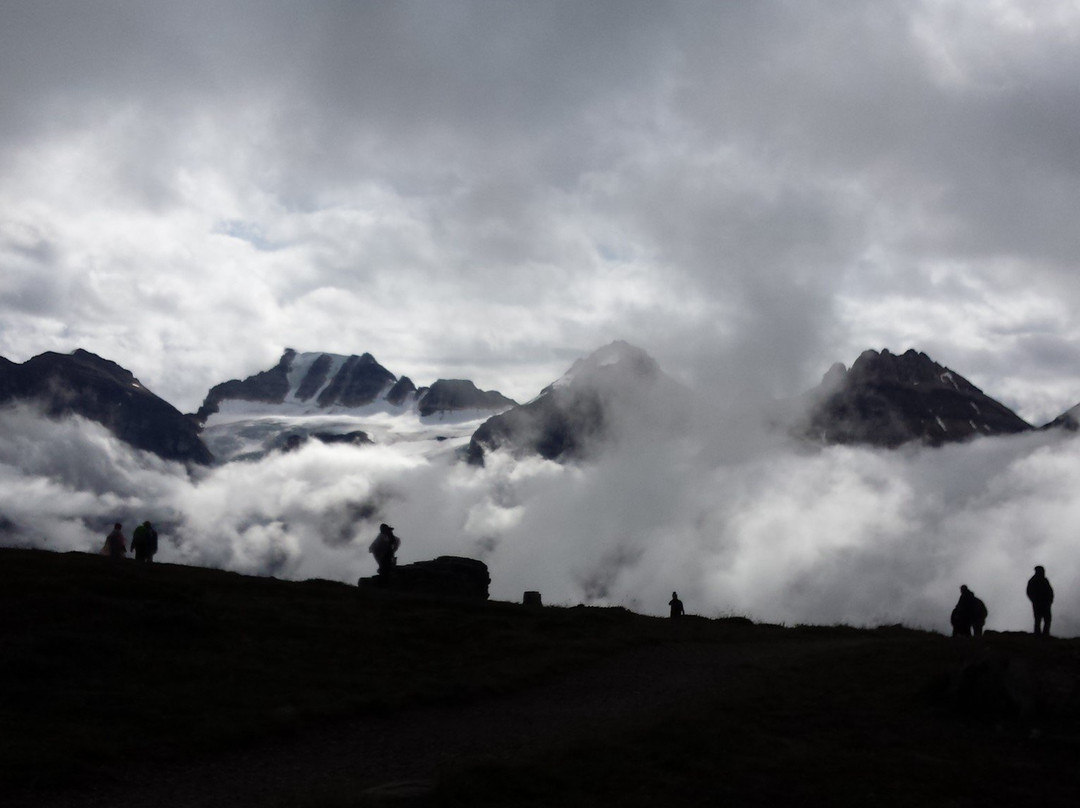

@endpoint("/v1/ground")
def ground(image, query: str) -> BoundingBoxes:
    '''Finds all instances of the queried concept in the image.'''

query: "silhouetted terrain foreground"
[2,549,1078,807]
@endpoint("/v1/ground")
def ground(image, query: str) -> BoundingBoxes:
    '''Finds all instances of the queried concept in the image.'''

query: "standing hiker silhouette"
[1026,565,1054,636]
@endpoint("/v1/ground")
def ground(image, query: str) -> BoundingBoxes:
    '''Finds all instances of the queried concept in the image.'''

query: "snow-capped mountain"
[198,349,515,419]
[466,341,683,464]
[0,349,212,464]
[797,349,1033,447]
[197,349,517,462]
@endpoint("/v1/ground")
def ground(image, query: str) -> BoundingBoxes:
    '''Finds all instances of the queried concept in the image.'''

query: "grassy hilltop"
[1,547,1078,807]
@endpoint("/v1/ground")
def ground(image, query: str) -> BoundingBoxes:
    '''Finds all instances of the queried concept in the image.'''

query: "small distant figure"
[102,523,127,559]
[131,521,159,563]
[669,591,685,619]
[950,585,988,637]
[369,523,401,577]
[1026,565,1054,637]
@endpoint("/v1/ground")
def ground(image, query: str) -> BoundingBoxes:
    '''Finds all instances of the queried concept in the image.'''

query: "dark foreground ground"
[1,548,1078,807]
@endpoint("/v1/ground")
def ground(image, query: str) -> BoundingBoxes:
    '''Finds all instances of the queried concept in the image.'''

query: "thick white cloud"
[1,1,1078,419]
[3,403,1078,636]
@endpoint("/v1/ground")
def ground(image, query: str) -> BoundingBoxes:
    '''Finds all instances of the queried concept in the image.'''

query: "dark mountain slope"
[800,349,1032,447]
[1043,403,1079,432]
[417,379,516,418]
[0,349,212,464]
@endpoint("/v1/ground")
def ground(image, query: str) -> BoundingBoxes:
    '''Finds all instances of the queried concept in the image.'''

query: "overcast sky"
[3,0,1080,420]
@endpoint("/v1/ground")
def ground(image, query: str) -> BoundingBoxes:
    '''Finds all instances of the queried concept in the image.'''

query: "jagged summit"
[546,340,661,394]
[193,350,518,463]
[196,350,516,421]
[800,348,1033,447]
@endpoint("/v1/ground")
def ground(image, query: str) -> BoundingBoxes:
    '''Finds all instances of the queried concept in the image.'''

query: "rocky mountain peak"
[467,342,678,465]
[0,349,212,465]
[551,340,661,393]
[846,348,981,394]
[800,348,1031,447]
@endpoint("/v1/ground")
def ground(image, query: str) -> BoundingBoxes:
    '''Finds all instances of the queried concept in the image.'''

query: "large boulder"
[358,556,490,600]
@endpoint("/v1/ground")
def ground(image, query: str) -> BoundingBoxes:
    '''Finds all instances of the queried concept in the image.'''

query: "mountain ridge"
[2,344,1077,465]
[196,349,517,422]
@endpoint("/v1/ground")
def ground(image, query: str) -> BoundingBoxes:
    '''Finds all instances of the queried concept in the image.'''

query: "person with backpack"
[950,585,988,637]
[369,523,401,578]
[131,521,159,563]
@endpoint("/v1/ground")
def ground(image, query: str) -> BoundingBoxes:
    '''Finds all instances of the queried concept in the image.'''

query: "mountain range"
[0,343,1075,466]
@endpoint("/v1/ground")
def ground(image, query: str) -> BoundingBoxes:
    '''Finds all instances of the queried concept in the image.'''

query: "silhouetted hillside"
[3,547,1079,808]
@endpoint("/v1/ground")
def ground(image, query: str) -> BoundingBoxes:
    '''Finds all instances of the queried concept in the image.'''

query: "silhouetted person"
[103,523,127,559]
[950,585,987,637]
[1026,565,1054,636]
[369,523,401,577]
[669,591,685,619]
[131,521,158,563]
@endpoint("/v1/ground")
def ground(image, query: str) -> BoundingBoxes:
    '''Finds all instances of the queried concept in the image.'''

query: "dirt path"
[13,638,861,807]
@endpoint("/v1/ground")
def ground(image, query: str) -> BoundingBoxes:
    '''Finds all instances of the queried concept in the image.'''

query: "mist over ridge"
[1,340,1078,638]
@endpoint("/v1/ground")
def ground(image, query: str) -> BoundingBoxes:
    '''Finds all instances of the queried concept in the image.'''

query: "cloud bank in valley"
[3,402,1077,637]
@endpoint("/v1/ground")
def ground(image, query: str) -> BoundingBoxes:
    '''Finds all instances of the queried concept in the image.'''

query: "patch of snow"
[940,371,958,390]
[969,401,981,414]
[202,399,497,464]
[284,352,349,404]
[935,416,947,432]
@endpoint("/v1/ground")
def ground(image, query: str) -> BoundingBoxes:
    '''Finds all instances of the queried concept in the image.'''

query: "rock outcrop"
[357,556,490,600]
[417,379,516,418]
